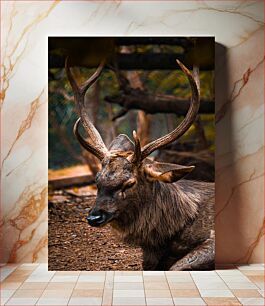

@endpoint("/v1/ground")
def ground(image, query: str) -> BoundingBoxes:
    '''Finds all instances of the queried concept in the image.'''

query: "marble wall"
[1,1,264,263]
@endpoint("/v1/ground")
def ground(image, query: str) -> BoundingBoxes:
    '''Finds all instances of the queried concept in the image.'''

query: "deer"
[65,58,215,271]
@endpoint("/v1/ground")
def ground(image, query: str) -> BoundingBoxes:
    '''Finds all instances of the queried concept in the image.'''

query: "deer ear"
[108,134,134,152]
[144,162,195,183]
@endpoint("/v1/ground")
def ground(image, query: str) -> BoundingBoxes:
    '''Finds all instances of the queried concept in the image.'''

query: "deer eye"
[122,179,136,191]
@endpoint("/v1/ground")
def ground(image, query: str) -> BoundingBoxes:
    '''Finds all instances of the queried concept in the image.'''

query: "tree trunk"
[105,93,214,115]
[125,70,151,146]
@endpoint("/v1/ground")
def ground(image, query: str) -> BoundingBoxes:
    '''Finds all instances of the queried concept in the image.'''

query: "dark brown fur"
[89,138,215,271]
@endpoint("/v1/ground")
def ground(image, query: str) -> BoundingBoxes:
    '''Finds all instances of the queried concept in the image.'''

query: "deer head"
[65,59,199,227]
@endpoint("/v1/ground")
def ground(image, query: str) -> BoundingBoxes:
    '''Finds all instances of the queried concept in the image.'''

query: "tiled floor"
[0,264,264,305]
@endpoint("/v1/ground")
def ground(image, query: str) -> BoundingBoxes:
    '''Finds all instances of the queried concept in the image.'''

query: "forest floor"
[48,168,143,271]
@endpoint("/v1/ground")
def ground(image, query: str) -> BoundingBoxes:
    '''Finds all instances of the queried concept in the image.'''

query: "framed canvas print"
[48,37,215,271]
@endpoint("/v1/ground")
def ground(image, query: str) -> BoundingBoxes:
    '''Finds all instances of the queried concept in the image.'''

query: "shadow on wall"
[215,43,245,264]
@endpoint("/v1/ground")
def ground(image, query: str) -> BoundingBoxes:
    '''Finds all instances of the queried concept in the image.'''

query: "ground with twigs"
[48,189,143,271]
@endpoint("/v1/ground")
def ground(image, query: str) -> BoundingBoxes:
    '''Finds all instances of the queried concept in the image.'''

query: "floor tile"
[0,282,22,290]
[0,266,19,282]
[237,264,264,270]
[170,289,200,297]
[50,275,78,282]
[104,272,114,290]
[114,275,143,283]
[215,264,236,269]
[166,276,193,283]
[25,275,55,283]
[105,271,115,278]
[1,264,19,268]
[220,273,249,282]
[38,264,49,269]
[74,282,105,289]
[258,290,264,297]
[173,297,206,305]
[19,282,48,290]
[199,289,234,297]
[55,271,80,275]
[102,288,112,306]
[78,275,105,282]
[247,275,264,283]
[241,270,264,276]
[1,297,10,305]
[45,282,76,290]
[13,270,36,277]
[165,271,190,276]
[203,297,241,305]
[144,276,167,282]
[112,296,146,305]
[216,269,245,276]
[195,281,228,290]
[168,282,197,289]
[113,289,145,297]
[191,273,222,281]
[166,273,192,279]
[145,290,172,298]
[3,275,28,283]
[144,271,165,276]
[80,271,106,275]
[255,282,264,290]
[144,282,169,290]
[37,298,70,305]
[115,271,142,276]
[220,275,252,282]
[0,290,15,305]
[19,264,39,270]
[1,289,15,297]
[25,272,52,277]
[12,289,44,298]
[238,297,265,305]
[28,269,54,276]
[190,271,218,277]
[68,297,102,305]
[6,297,38,305]
[192,275,223,280]
[28,270,54,276]
[146,297,174,305]
[232,289,262,298]
[71,289,103,297]
[40,289,72,298]
[225,282,258,289]
[104,280,114,290]
[114,282,144,290]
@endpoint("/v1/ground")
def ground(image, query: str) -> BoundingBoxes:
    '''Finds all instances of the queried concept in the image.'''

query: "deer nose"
[86,212,105,227]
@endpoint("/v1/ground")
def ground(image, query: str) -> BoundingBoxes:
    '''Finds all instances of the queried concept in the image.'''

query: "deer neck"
[111,180,200,248]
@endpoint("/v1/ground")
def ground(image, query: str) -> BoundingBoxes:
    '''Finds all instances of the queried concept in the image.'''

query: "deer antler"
[65,57,109,161]
[140,60,200,161]
[131,130,142,164]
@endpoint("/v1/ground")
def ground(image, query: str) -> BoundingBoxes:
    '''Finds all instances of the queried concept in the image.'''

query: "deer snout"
[86,210,113,227]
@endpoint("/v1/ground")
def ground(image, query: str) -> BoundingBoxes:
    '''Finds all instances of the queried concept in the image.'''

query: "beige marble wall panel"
[1,1,264,263]
[215,26,264,263]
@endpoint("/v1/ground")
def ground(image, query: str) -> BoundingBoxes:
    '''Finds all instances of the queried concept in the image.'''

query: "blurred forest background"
[48,37,215,270]
[48,37,215,183]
